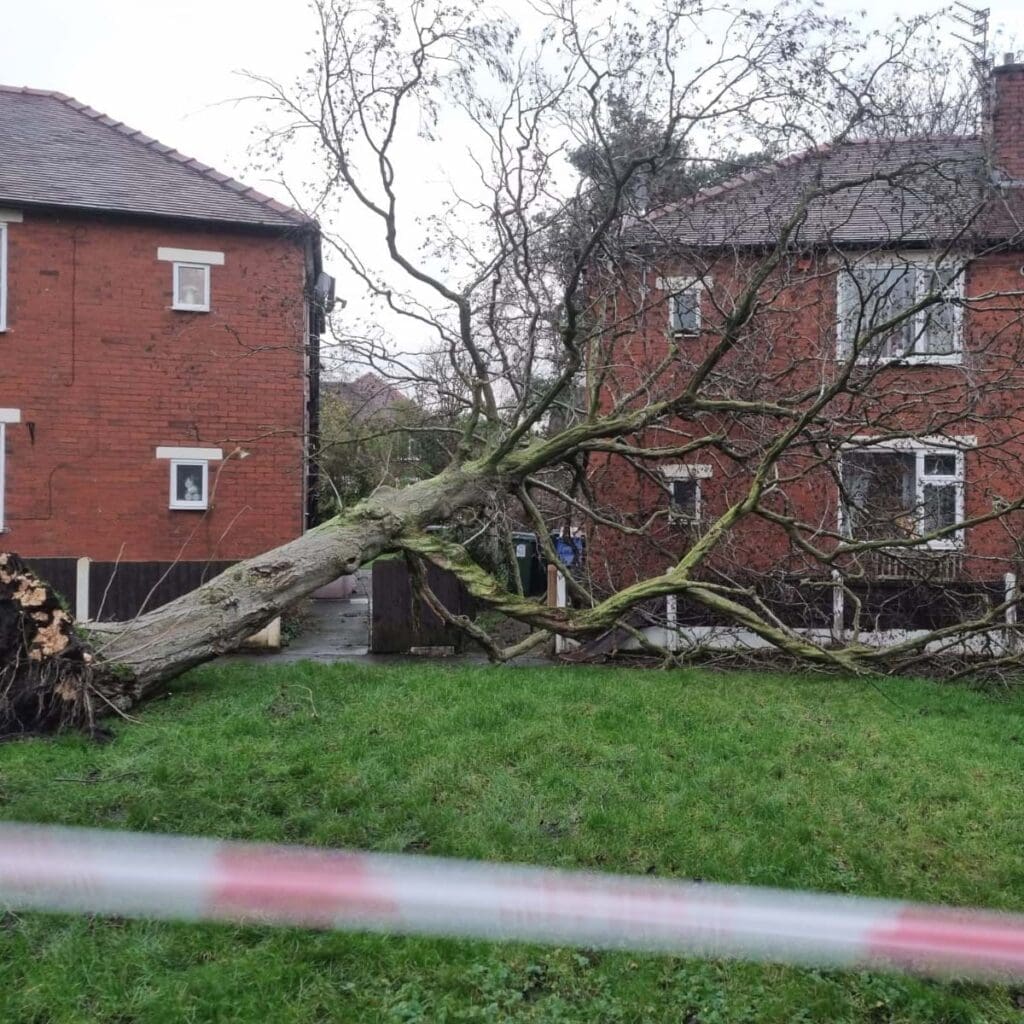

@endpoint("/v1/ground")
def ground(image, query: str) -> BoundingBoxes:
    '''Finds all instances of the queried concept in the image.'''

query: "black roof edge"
[0,199,321,237]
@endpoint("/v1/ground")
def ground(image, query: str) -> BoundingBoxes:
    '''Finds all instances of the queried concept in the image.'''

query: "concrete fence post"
[554,571,569,654]
[1005,572,1018,654]
[75,557,90,623]
[666,594,679,653]
[831,570,844,645]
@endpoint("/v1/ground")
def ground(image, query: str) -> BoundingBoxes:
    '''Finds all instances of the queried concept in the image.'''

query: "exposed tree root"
[0,553,131,738]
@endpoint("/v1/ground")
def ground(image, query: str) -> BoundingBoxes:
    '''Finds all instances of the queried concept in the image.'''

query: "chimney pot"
[1005,52,1017,66]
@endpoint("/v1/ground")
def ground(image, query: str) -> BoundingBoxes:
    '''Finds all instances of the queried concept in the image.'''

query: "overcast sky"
[3,1,1019,182]
[3,0,1022,366]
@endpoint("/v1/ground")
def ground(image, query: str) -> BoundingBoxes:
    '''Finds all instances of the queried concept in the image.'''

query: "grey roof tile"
[322,374,409,420]
[0,86,310,228]
[638,136,1017,249]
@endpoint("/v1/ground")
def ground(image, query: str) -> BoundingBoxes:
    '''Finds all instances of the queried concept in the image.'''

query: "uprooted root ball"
[0,552,113,737]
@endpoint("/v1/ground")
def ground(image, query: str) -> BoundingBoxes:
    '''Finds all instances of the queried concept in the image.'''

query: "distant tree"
[568,96,771,214]
[317,383,452,513]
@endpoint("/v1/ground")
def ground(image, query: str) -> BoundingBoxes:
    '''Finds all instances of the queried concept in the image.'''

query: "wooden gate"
[371,558,475,654]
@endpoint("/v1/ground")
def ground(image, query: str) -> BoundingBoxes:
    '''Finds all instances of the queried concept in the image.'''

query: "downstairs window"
[840,445,964,549]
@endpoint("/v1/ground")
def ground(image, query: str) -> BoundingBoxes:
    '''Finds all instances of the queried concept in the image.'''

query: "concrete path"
[230,570,371,664]
[280,597,370,660]
[229,568,551,667]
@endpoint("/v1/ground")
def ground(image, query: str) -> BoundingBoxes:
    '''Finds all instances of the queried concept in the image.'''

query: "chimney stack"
[990,54,1024,182]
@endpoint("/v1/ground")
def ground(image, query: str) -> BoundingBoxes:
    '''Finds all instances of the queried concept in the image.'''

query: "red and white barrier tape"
[1,823,1022,980]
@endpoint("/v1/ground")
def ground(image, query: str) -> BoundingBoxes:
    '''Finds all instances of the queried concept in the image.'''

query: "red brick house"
[588,60,1024,643]
[0,87,332,620]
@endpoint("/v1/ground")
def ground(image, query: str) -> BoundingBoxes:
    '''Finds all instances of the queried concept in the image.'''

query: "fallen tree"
[9,1,1024,735]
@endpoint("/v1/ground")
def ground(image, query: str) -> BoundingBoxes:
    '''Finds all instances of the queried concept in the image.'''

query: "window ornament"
[172,262,211,312]
[169,460,209,510]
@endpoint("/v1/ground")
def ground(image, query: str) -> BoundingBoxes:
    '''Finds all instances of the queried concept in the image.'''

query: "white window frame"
[838,438,968,550]
[0,408,21,532]
[168,459,210,511]
[657,275,704,336]
[0,210,21,334]
[157,247,223,313]
[0,222,7,333]
[171,262,211,313]
[157,446,222,511]
[836,254,965,366]
[663,463,712,524]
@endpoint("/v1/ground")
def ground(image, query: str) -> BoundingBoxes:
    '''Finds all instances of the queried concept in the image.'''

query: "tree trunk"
[3,469,495,735]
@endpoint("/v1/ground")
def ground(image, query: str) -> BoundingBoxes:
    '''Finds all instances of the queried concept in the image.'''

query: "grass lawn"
[1,662,1023,1023]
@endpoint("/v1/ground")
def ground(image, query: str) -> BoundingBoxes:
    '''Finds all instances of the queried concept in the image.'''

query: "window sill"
[850,540,963,553]
[843,352,963,367]
[171,305,210,314]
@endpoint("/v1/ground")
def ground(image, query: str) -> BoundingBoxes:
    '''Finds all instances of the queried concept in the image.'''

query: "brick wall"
[588,253,1024,594]
[0,209,310,562]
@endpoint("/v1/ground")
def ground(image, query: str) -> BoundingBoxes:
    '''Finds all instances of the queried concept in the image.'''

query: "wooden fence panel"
[23,558,77,611]
[22,557,235,622]
[371,558,475,654]
[88,561,236,621]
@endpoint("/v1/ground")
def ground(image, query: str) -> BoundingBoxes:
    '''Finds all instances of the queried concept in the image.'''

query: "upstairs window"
[0,210,22,332]
[0,222,7,332]
[658,276,703,336]
[669,478,699,522]
[669,288,700,335]
[837,259,963,364]
[663,463,712,524]
[173,263,210,312]
[840,444,964,549]
[157,247,224,313]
